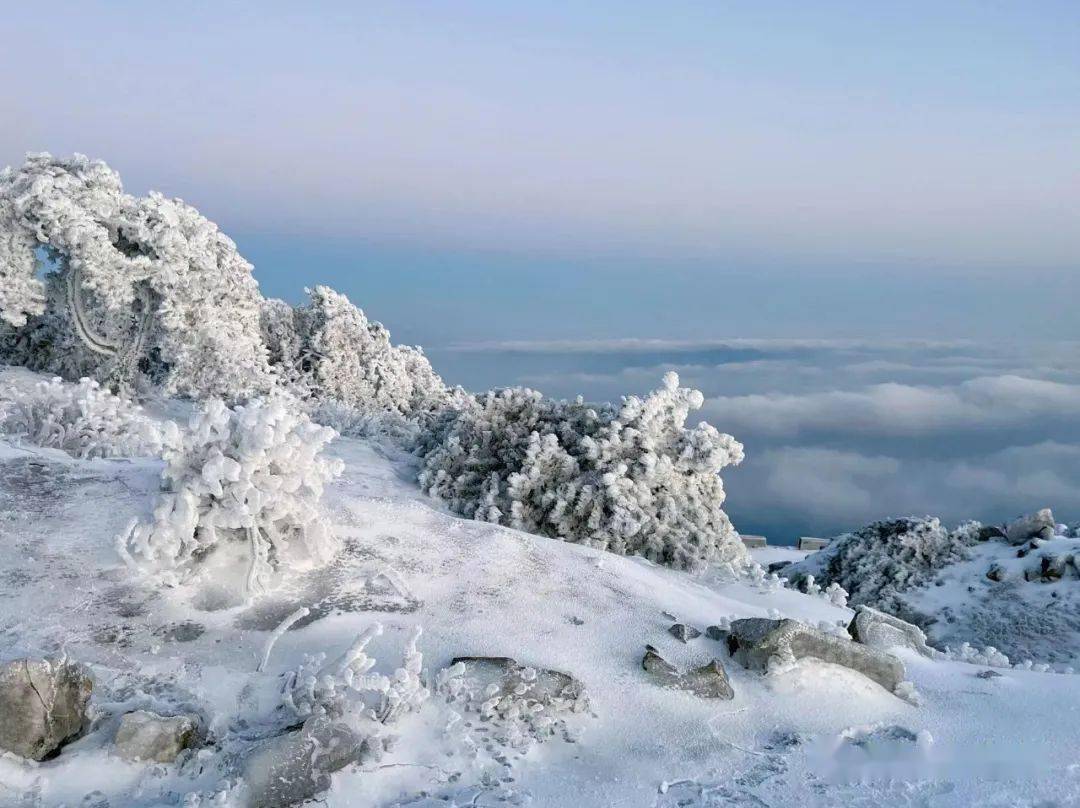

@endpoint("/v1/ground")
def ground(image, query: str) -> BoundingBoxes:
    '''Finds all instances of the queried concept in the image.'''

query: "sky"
[2,2,1078,540]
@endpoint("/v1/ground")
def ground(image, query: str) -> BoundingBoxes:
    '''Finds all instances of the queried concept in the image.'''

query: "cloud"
[760,448,900,518]
[703,376,1080,437]
[726,440,1080,540]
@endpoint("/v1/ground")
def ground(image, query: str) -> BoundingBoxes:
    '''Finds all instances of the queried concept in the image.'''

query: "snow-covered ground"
[2,425,1080,807]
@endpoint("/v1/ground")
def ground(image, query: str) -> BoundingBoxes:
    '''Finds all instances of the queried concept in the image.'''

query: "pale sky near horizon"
[2,2,1078,347]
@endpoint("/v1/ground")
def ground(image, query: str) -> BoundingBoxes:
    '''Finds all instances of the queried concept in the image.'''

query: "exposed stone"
[450,656,588,710]
[668,623,701,643]
[726,618,906,694]
[641,645,734,699]
[705,625,727,641]
[976,669,1003,679]
[113,710,199,763]
[242,716,376,808]
[1006,509,1056,545]
[0,658,93,761]
[977,525,1007,542]
[986,564,1006,582]
[847,605,937,658]
[1041,554,1070,581]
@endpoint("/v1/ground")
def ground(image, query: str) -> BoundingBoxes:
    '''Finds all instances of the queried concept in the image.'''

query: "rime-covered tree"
[0,153,274,398]
[263,285,450,419]
[417,372,747,570]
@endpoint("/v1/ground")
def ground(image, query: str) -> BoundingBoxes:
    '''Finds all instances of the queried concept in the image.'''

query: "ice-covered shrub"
[417,372,746,570]
[0,375,171,458]
[262,286,450,421]
[0,153,274,398]
[782,517,978,613]
[119,396,342,592]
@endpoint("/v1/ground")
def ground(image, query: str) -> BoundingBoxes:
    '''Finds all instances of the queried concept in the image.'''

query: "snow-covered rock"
[726,618,907,694]
[1005,508,1056,545]
[848,606,938,658]
[667,623,701,643]
[113,710,200,763]
[0,658,92,761]
[641,646,734,699]
[240,717,375,808]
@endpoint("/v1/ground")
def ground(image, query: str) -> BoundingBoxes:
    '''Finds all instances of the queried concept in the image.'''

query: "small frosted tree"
[0,375,172,459]
[0,153,274,398]
[418,373,746,570]
[120,397,342,593]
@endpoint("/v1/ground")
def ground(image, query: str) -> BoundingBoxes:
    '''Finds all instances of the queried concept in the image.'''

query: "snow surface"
[1,418,1080,805]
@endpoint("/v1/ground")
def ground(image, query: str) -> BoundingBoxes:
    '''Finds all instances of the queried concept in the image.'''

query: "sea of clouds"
[431,339,1080,544]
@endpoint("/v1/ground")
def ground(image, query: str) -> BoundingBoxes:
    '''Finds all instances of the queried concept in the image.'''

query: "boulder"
[1005,509,1056,545]
[641,646,734,699]
[977,525,1007,542]
[242,717,376,808]
[113,710,200,763]
[726,618,906,694]
[705,625,727,641]
[668,623,701,643]
[986,564,1006,582]
[450,656,588,710]
[1041,554,1071,581]
[0,658,93,761]
[847,606,936,658]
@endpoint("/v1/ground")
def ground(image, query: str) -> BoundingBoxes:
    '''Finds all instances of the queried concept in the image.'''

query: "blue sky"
[3,2,1078,540]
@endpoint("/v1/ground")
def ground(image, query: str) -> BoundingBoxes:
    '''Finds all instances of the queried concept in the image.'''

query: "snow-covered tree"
[266,285,449,418]
[417,372,746,570]
[0,153,274,398]
[0,375,173,459]
[119,396,342,593]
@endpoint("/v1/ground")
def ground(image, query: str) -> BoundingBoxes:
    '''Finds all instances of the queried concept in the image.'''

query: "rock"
[0,658,93,761]
[242,716,376,808]
[847,606,936,658]
[113,710,200,763]
[705,625,727,641]
[976,669,1002,679]
[450,656,588,710]
[986,564,1006,582]
[767,560,792,574]
[1005,509,1056,545]
[641,646,734,699]
[1041,555,1070,581]
[668,623,701,643]
[726,618,906,694]
[977,525,1007,542]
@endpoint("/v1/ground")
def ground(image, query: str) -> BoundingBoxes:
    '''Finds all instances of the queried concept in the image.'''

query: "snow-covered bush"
[119,396,342,592]
[261,286,450,420]
[0,153,274,398]
[0,375,171,458]
[782,517,978,614]
[417,372,746,570]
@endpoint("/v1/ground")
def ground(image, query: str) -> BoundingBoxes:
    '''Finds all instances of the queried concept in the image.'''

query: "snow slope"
[1,429,1079,806]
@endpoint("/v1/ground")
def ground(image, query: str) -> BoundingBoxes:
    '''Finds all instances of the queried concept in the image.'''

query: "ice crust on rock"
[848,606,939,658]
[725,618,906,694]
